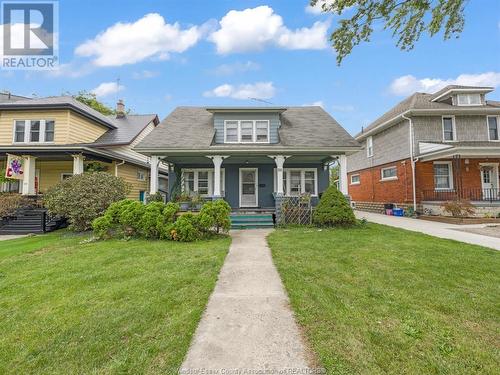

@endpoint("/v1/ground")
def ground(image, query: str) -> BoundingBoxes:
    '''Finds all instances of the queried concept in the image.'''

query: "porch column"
[270,155,288,195]
[339,154,348,195]
[72,154,85,175]
[150,155,159,194]
[208,155,227,198]
[21,155,36,195]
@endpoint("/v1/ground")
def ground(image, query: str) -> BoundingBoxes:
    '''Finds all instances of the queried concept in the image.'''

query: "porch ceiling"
[161,154,335,165]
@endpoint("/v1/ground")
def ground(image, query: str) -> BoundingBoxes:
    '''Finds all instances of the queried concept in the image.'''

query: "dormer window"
[224,120,270,143]
[456,93,481,106]
[13,119,55,143]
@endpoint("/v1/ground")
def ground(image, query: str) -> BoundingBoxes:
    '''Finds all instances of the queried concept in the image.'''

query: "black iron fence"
[422,188,500,202]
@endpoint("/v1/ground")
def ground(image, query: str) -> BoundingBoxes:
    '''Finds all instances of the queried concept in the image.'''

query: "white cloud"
[132,70,160,79]
[45,61,94,78]
[91,81,125,98]
[203,81,276,100]
[75,13,202,66]
[213,61,260,76]
[209,6,329,54]
[389,72,500,96]
[303,101,324,107]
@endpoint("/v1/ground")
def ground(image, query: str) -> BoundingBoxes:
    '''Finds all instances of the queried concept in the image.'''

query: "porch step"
[230,213,274,229]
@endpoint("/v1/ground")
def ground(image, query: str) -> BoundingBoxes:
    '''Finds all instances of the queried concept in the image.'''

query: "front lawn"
[0,231,230,374]
[268,224,499,375]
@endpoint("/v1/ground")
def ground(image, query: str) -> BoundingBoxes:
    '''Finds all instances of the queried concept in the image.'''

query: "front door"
[480,164,499,200]
[239,168,258,207]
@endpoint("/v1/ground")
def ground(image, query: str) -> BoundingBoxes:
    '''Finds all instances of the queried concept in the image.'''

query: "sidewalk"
[355,211,500,251]
[180,229,312,373]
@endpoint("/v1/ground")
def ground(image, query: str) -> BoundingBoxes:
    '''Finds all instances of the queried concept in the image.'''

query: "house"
[347,85,500,216]
[135,106,359,213]
[0,94,168,202]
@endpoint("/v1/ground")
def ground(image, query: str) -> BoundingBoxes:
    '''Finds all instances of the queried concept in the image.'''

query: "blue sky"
[1,0,500,135]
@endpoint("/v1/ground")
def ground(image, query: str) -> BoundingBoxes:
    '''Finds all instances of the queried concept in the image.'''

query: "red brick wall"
[348,159,413,204]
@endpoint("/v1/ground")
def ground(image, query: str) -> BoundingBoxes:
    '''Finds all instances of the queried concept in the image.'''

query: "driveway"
[355,211,500,251]
[180,229,313,373]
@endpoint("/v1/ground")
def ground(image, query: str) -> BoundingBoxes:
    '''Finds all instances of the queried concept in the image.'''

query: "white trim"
[431,88,492,102]
[137,169,146,181]
[239,168,258,207]
[442,115,456,142]
[433,161,454,191]
[223,120,270,144]
[12,119,56,144]
[366,136,373,158]
[455,93,482,106]
[380,166,398,181]
[61,172,73,181]
[273,167,318,197]
[487,115,500,141]
[350,174,360,185]
[181,168,225,197]
[479,162,499,192]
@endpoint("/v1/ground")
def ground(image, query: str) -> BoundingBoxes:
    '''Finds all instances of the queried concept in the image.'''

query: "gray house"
[136,106,359,212]
[347,85,500,216]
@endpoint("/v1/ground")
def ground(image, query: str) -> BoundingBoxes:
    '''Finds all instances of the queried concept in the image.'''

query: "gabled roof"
[0,92,30,103]
[356,86,500,140]
[135,106,359,152]
[430,85,493,102]
[0,96,118,129]
[92,114,159,146]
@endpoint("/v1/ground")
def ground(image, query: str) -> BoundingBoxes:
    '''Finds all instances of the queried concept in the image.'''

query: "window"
[61,173,73,181]
[442,116,455,141]
[381,166,397,181]
[273,168,318,196]
[350,174,360,185]
[456,93,481,106]
[182,169,225,197]
[223,120,270,143]
[13,119,55,143]
[366,136,373,157]
[137,169,146,181]
[434,162,453,190]
[488,116,499,141]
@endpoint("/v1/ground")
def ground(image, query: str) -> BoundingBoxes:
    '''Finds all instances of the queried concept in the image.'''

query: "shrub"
[441,200,475,218]
[146,192,165,204]
[0,194,34,218]
[199,200,231,233]
[92,214,114,239]
[169,213,201,242]
[44,172,130,231]
[139,201,166,239]
[313,185,356,227]
[158,202,180,239]
[118,200,146,236]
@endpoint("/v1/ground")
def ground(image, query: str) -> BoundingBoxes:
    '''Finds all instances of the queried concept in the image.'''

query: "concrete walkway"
[0,234,28,241]
[356,211,500,251]
[180,229,312,373]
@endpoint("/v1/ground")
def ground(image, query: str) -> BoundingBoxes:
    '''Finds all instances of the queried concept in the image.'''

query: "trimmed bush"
[313,185,356,227]
[0,194,34,218]
[139,201,166,239]
[118,200,146,237]
[169,213,201,242]
[199,200,231,233]
[159,202,180,239]
[44,172,130,231]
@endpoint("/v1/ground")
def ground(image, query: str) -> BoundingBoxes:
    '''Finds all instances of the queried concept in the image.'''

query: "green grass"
[0,231,230,374]
[268,224,500,375]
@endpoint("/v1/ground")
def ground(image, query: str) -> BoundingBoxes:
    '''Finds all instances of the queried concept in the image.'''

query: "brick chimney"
[116,99,125,118]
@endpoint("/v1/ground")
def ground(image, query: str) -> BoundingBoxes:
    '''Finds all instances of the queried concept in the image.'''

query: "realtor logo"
[1,0,58,69]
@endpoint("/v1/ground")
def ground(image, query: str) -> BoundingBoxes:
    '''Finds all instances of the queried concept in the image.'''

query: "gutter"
[402,113,417,212]
[114,160,126,176]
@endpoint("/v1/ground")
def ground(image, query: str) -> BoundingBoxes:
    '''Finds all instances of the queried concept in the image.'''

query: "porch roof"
[418,141,500,161]
[159,153,336,165]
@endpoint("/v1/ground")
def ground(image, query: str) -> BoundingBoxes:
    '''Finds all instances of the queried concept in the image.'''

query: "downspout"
[115,160,125,176]
[402,113,417,212]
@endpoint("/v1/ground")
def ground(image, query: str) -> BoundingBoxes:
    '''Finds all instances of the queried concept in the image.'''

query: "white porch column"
[208,155,227,198]
[72,154,85,175]
[339,154,348,195]
[269,155,288,195]
[21,155,36,195]
[150,155,159,194]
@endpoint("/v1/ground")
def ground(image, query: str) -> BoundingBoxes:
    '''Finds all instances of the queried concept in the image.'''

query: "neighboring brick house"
[347,85,500,216]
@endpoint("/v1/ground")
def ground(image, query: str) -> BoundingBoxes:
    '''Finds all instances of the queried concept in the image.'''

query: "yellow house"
[0,93,168,201]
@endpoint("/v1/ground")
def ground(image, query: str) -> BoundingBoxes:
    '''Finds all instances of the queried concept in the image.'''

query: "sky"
[1,0,499,136]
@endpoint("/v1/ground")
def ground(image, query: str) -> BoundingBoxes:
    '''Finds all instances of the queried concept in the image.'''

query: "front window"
[350,174,360,185]
[182,169,225,197]
[224,120,270,143]
[442,117,455,141]
[197,171,209,195]
[434,162,453,190]
[456,93,481,106]
[366,136,373,157]
[381,166,397,181]
[137,169,146,181]
[13,119,55,143]
[488,116,499,141]
[274,168,318,196]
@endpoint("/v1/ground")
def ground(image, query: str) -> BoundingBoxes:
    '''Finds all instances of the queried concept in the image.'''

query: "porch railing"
[422,188,500,202]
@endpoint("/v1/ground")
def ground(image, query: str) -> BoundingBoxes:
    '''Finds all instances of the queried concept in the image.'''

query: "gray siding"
[213,112,280,144]
[347,120,410,173]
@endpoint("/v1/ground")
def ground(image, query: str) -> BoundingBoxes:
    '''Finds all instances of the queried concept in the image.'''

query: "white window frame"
[137,169,146,181]
[181,168,225,197]
[487,116,500,141]
[12,119,55,144]
[273,168,318,196]
[456,93,482,106]
[60,173,73,181]
[223,120,270,144]
[350,174,360,185]
[380,166,398,181]
[366,136,373,158]
[442,116,456,142]
[433,161,454,191]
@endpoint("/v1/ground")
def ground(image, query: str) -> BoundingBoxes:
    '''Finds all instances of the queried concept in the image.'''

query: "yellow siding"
[68,112,108,143]
[0,110,70,144]
[116,163,149,200]
[37,160,73,193]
